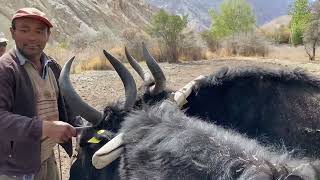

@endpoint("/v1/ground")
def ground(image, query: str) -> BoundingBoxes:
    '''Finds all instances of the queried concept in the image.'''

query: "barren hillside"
[0,0,155,43]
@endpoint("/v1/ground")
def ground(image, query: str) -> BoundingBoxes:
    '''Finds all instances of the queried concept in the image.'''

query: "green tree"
[290,0,311,45]
[208,0,256,39]
[147,9,188,63]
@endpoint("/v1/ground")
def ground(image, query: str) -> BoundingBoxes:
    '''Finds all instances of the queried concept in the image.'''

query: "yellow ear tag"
[87,130,106,144]
[97,130,106,134]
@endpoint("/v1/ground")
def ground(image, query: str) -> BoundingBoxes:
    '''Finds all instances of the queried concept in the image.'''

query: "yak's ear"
[285,175,304,180]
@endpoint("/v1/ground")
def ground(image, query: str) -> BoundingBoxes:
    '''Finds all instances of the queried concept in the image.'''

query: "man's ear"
[46,29,51,42]
[10,27,15,40]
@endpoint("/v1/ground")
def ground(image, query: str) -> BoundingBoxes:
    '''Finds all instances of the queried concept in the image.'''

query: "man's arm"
[0,61,42,142]
[0,60,76,143]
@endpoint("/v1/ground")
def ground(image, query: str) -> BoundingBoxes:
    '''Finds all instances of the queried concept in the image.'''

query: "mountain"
[146,0,219,31]
[145,0,296,31]
[0,0,155,43]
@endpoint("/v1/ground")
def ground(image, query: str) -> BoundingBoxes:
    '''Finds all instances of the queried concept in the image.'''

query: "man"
[0,8,76,180]
[0,34,8,57]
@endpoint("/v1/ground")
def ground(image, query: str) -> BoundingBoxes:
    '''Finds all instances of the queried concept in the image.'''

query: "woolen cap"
[12,7,53,28]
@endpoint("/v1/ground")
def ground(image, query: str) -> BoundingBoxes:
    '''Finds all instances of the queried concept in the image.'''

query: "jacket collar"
[13,47,52,79]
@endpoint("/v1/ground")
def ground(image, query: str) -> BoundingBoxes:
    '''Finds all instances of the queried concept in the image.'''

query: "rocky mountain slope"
[0,0,155,43]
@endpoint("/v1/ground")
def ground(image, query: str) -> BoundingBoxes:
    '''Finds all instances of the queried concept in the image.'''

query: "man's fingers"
[59,133,70,143]
[68,125,76,137]
[64,125,76,138]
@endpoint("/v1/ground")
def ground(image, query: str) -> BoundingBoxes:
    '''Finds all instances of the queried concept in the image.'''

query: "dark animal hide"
[183,66,320,158]
[119,101,320,180]
[70,103,126,180]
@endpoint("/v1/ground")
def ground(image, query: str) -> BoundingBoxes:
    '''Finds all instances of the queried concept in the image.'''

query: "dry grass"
[73,56,112,73]
[45,44,132,73]
[45,44,74,66]
[267,45,320,62]
[205,44,320,64]
[73,46,128,73]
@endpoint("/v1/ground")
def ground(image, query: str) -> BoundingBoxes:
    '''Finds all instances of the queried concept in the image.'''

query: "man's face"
[0,42,6,57]
[10,17,50,59]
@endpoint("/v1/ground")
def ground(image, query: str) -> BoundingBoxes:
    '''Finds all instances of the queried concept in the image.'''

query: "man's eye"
[37,30,45,34]
[19,29,27,33]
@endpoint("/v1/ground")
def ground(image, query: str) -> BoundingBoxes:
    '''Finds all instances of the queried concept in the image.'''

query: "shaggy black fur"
[69,83,172,180]
[70,63,320,179]
[120,101,320,180]
[183,65,320,158]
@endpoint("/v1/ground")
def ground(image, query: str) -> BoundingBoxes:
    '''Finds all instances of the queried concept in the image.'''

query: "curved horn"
[59,57,103,125]
[142,42,166,95]
[125,47,153,84]
[92,133,124,169]
[103,50,137,109]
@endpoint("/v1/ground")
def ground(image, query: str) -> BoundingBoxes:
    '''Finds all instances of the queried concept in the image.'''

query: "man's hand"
[42,121,76,143]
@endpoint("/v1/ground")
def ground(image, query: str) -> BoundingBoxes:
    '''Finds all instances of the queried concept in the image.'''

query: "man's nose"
[27,32,40,41]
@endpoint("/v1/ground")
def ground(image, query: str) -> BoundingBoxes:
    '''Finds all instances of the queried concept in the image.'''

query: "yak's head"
[59,43,170,180]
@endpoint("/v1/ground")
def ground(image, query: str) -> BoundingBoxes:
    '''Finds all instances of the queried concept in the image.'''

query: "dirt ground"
[55,57,320,179]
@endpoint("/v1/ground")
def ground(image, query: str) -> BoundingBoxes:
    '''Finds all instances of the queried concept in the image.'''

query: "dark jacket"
[0,49,73,176]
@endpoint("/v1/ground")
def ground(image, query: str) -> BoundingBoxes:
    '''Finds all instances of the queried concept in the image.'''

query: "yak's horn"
[103,50,137,109]
[142,42,166,95]
[125,47,153,85]
[92,133,124,169]
[59,56,103,125]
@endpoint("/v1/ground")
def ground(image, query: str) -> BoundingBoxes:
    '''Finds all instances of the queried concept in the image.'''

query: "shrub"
[222,32,269,57]
[147,9,188,63]
[201,30,221,52]
[266,25,291,44]
[122,28,150,62]
[180,30,207,61]
[179,46,207,61]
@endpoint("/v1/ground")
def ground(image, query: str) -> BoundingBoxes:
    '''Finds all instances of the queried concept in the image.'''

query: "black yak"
[179,65,320,158]
[94,100,320,180]
[60,44,170,180]
[61,43,320,179]
[126,46,320,158]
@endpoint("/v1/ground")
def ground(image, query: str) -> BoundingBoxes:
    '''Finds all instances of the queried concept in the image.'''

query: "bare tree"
[303,1,320,61]
[303,19,320,61]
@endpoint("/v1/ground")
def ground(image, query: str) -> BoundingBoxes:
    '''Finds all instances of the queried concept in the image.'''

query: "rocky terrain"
[0,0,155,42]
[0,0,308,42]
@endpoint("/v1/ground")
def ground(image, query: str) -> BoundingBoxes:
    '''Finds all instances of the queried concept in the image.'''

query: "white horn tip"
[92,147,124,169]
